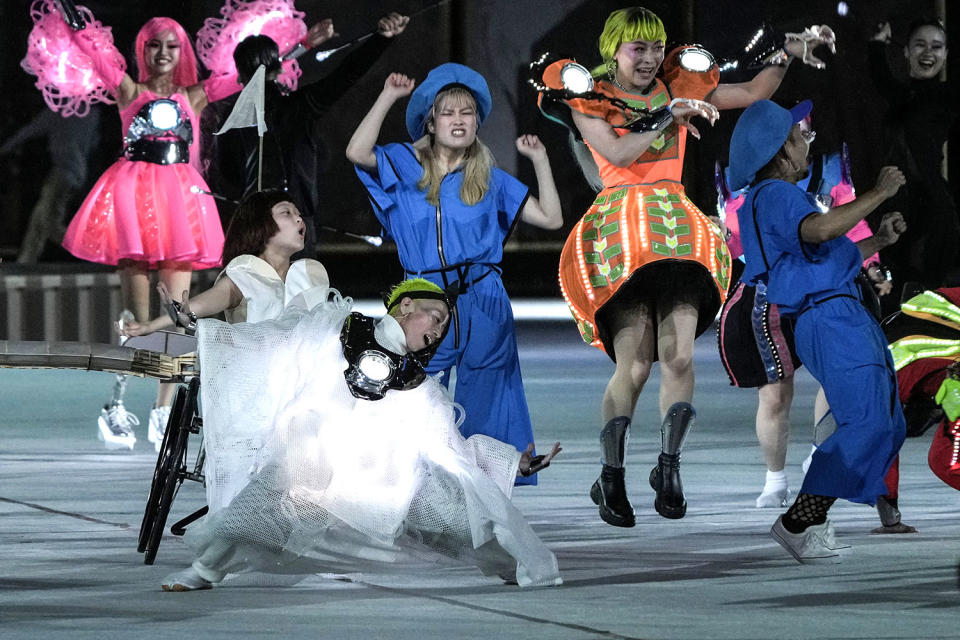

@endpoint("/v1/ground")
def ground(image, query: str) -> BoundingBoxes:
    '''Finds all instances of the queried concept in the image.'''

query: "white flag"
[214,65,267,136]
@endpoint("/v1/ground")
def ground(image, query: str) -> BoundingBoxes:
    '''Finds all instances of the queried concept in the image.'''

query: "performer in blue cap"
[728,98,909,563]
[346,63,563,484]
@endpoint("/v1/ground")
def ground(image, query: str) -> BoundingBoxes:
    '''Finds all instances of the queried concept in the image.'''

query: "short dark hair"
[221,189,297,264]
[906,18,946,44]
[233,34,282,85]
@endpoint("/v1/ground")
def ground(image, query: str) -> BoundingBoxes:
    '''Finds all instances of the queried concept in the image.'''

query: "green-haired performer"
[539,7,836,526]
[160,276,562,591]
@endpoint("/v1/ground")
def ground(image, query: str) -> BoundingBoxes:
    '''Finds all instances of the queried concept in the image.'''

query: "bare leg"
[600,308,655,421]
[145,264,193,449]
[592,306,655,528]
[656,301,698,415]
[119,259,151,322]
[755,378,794,508]
[802,387,832,478]
[757,378,794,472]
[813,386,829,425]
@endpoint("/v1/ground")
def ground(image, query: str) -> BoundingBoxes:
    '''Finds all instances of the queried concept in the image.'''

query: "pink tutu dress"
[20,0,228,270]
[62,91,224,269]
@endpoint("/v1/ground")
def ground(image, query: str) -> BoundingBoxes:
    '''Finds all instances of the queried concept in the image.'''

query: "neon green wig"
[598,7,667,64]
[385,278,445,314]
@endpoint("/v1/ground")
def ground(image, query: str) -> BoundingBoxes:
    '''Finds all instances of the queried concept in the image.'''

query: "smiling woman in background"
[869,18,958,293]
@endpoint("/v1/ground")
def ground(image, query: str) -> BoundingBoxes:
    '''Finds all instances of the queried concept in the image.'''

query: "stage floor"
[1,319,956,639]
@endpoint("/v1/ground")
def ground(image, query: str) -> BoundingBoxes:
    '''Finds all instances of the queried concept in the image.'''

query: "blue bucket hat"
[727,99,813,191]
[405,63,492,141]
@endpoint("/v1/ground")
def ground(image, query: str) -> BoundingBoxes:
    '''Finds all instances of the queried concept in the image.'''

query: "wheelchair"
[115,330,208,565]
[137,375,207,565]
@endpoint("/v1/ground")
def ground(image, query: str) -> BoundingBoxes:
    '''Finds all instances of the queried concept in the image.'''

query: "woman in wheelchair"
[122,189,330,338]
[121,190,330,447]
[160,278,562,591]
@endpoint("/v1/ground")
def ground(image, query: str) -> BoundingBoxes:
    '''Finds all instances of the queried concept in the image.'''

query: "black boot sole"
[590,479,636,528]
[649,466,687,519]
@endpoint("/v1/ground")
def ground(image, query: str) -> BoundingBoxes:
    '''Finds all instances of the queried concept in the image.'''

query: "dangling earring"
[606,59,618,81]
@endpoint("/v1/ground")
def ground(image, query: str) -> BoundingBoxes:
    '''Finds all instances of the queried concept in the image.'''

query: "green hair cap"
[384,278,446,311]
[598,7,667,63]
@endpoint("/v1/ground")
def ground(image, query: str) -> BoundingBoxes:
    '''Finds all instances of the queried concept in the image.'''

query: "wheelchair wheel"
[138,384,187,553]
[142,377,199,565]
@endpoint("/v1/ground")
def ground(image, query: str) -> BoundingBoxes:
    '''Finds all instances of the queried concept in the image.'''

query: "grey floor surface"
[1,320,957,639]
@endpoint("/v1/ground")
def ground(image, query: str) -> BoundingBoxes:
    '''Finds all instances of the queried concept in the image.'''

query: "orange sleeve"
[537,59,626,125]
[662,47,720,101]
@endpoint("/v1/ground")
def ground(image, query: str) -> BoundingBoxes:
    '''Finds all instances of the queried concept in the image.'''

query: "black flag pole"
[313,0,452,62]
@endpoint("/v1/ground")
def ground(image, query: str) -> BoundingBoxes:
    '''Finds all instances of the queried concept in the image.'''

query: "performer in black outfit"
[868,18,958,294]
[203,12,410,258]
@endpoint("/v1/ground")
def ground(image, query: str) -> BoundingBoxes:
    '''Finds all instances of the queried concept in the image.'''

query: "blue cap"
[405,63,492,141]
[727,99,813,191]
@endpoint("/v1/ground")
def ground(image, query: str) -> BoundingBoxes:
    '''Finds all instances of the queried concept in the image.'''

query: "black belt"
[797,293,859,316]
[124,139,190,164]
[405,262,500,295]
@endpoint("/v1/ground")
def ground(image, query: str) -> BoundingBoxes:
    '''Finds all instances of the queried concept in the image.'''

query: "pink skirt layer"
[63,158,224,269]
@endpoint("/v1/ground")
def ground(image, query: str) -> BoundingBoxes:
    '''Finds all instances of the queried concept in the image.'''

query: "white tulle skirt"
[188,294,561,587]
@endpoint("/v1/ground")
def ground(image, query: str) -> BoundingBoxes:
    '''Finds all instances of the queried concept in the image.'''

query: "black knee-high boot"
[649,402,695,519]
[590,416,635,527]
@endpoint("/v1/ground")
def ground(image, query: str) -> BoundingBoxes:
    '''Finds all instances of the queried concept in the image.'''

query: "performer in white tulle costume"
[161,277,562,591]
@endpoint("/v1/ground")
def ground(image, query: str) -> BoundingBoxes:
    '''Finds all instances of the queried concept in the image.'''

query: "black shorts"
[595,260,719,363]
[717,280,801,388]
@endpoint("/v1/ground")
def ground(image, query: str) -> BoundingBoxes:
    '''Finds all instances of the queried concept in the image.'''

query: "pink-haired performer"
[22,0,244,449]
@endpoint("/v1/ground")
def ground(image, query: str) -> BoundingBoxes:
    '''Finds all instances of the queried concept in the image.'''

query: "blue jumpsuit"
[356,143,539,484]
[738,179,905,504]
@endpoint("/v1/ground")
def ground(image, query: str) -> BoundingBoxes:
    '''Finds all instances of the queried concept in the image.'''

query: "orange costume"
[554,50,731,356]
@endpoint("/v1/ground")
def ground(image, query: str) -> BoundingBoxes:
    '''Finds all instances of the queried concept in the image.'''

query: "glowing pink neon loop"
[196,0,307,92]
[21,0,126,117]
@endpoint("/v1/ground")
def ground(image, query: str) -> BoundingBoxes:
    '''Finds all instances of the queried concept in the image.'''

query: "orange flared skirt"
[558,180,731,354]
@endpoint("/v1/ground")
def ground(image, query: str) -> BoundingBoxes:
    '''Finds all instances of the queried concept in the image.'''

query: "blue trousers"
[425,274,538,485]
[795,296,905,504]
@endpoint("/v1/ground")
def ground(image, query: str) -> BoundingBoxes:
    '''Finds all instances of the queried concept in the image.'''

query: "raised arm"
[707,65,791,110]
[346,72,415,170]
[866,23,905,105]
[187,18,342,114]
[515,135,562,230]
[708,25,836,110]
[800,166,905,244]
[54,0,136,104]
[300,13,409,116]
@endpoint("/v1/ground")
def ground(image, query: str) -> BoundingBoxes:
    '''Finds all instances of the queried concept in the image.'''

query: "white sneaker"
[819,519,852,551]
[97,403,139,451]
[756,486,791,508]
[770,516,844,564]
[148,405,172,452]
[161,567,213,592]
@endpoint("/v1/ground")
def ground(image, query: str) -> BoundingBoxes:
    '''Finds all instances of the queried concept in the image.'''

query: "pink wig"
[135,17,199,87]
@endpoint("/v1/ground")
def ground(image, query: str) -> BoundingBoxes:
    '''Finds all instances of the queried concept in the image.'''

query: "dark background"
[0,0,955,296]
